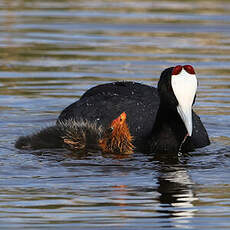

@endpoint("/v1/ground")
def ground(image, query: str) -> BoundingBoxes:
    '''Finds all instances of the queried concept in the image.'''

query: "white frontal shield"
[171,69,197,136]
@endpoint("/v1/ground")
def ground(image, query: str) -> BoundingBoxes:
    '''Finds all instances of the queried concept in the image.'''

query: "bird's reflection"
[154,154,197,225]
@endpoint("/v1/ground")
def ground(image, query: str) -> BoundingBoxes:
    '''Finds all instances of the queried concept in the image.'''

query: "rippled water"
[0,0,230,229]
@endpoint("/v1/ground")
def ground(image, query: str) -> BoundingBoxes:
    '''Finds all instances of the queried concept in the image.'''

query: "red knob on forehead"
[172,65,182,75]
[183,65,195,74]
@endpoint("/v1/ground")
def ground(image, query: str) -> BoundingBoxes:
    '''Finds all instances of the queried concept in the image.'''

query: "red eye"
[172,65,182,75]
[183,65,195,74]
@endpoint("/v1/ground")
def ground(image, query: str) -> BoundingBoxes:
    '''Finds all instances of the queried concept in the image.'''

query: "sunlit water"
[0,0,230,229]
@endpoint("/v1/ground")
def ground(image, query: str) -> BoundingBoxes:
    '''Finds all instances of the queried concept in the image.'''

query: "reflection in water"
[156,157,197,226]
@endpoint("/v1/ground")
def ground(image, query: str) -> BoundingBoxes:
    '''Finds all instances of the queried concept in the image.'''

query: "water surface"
[0,0,230,229]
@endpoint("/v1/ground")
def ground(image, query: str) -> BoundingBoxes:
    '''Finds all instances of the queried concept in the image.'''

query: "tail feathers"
[15,126,63,150]
[15,119,104,152]
[58,119,103,152]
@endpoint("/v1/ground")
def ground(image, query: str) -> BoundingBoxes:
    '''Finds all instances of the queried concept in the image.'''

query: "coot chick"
[58,65,210,154]
[15,112,134,154]
[98,112,134,154]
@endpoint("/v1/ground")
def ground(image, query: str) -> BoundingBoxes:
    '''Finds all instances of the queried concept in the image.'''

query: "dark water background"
[0,0,230,229]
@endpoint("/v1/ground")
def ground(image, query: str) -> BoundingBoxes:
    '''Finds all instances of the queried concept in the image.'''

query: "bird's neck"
[149,104,188,154]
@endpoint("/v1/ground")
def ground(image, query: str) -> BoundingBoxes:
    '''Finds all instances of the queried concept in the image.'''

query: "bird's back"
[58,81,160,147]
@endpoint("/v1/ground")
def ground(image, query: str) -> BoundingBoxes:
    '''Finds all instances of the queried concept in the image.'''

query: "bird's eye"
[120,118,122,122]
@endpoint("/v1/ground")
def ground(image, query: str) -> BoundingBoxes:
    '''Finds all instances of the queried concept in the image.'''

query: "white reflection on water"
[157,164,198,226]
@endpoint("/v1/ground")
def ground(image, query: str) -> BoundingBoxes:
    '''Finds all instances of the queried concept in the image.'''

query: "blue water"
[0,0,230,229]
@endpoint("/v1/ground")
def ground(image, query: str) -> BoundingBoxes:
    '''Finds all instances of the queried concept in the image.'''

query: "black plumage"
[15,119,103,152]
[57,67,210,154]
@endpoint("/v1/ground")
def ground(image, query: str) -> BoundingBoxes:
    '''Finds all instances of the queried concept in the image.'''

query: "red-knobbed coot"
[57,65,210,154]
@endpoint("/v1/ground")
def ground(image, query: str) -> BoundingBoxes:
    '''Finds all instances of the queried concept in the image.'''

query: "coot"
[15,112,134,154]
[57,65,210,154]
